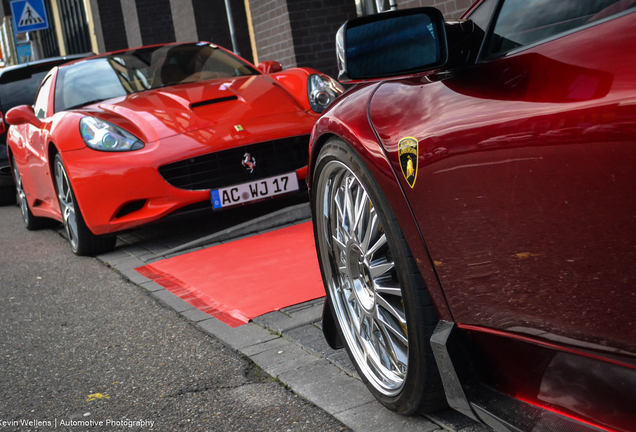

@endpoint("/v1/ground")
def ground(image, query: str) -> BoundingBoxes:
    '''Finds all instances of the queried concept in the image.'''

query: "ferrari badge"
[242,152,256,172]
[234,125,244,132]
[398,137,418,188]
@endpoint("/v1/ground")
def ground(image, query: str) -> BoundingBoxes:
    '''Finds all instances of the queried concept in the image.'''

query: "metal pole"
[29,31,42,60]
[36,31,45,59]
[223,0,240,56]
[2,17,18,65]
[389,0,397,11]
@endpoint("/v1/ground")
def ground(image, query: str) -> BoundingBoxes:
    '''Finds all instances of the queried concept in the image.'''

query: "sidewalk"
[95,203,489,432]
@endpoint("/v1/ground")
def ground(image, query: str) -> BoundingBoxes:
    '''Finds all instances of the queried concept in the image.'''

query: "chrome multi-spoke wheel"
[12,156,47,230]
[13,161,29,225]
[54,157,79,251]
[53,154,116,256]
[317,159,408,395]
[312,138,445,414]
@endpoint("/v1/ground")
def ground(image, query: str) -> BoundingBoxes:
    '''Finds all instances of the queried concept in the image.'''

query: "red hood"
[84,75,306,143]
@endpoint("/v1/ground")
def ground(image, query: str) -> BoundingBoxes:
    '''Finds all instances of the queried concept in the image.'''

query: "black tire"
[311,137,447,415]
[0,184,17,206]
[53,154,116,256]
[12,156,51,230]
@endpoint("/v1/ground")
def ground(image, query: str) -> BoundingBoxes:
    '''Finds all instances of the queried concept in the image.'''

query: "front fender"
[308,82,454,323]
[270,67,342,113]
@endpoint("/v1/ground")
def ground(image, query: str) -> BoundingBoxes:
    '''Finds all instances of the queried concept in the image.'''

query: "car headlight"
[307,74,342,113]
[79,117,145,152]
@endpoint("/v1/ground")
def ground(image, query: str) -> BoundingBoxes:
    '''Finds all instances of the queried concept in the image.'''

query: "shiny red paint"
[308,84,454,321]
[4,106,41,128]
[257,61,283,74]
[368,10,636,356]
[309,4,636,431]
[8,44,329,235]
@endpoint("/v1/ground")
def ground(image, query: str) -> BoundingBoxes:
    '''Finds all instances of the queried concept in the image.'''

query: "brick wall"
[192,0,253,64]
[399,0,475,19]
[95,0,128,52]
[247,0,296,69]
[170,0,197,43]
[287,0,357,78]
[135,0,176,45]
[246,0,476,77]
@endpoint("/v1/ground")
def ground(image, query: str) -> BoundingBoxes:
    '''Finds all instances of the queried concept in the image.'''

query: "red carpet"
[135,222,325,327]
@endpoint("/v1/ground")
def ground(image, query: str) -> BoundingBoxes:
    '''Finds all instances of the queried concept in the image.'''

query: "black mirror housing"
[336,7,448,82]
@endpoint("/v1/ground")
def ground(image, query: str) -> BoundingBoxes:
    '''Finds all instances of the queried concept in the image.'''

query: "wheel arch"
[47,140,62,196]
[6,143,14,169]
[309,100,454,323]
[47,141,60,174]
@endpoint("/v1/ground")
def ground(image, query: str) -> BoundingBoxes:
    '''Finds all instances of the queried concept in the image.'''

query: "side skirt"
[430,321,616,432]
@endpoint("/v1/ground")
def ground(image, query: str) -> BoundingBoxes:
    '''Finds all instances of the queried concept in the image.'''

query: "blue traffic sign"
[11,0,49,33]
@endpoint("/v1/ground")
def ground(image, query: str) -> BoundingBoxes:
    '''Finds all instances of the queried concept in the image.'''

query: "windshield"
[54,43,259,112]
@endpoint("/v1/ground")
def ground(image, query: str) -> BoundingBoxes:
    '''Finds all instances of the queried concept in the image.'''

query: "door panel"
[369,12,636,355]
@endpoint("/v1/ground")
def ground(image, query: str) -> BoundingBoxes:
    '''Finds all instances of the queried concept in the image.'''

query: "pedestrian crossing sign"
[11,0,49,33]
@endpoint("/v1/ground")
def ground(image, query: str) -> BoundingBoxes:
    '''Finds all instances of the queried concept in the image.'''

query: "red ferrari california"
[7,42,342,255]
[309,1,636,431]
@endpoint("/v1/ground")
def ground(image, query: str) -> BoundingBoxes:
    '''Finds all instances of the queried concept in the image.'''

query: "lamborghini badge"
[398,137,418,188]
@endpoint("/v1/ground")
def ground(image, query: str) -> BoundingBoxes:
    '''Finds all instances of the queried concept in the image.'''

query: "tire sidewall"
[12,156,39,229]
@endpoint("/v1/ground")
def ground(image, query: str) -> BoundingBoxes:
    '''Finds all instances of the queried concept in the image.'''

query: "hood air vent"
[190,96,238,109]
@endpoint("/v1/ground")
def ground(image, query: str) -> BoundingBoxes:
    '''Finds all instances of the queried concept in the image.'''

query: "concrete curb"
[96,204,489,432]
[161,202,312,256]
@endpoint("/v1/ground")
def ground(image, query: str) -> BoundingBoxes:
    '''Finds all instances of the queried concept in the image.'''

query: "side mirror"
[5,105,42,129]
[258,61,283,74]
[336,7,448,82]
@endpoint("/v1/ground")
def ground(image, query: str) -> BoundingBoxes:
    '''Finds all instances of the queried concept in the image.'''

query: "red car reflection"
[7,42,342,255]
[309,1,636,431]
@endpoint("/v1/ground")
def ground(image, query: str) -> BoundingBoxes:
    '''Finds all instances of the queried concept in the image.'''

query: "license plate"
[210,173,299,209]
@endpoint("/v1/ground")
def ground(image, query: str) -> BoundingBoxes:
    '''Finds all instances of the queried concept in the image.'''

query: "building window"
[355,0,397,16]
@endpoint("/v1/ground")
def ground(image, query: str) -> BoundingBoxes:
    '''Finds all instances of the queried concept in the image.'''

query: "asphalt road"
[0,204,348,432]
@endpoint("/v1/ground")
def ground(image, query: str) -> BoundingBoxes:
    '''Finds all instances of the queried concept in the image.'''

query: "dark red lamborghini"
[308,1,636,431]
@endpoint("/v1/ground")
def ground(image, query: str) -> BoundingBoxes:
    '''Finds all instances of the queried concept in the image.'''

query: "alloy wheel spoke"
[352,188,367,235]
[14,167,28,220]
[344,177,355,234]
[360,211,378,255]
[376,294,407,326]
[375,284,402,297]
[55,160,79,248]
[334,189,345,230]
[332,234,347,254]
[376,308,408,346]
[374,319,405,373]
[350,312,367,349]
[369,259,394,280]
[366,233,387,261]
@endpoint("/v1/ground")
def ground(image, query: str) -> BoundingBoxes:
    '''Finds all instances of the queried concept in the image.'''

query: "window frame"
[474,0,636,63]
[33,74,53,120]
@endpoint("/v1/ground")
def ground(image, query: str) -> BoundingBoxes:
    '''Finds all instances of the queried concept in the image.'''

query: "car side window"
[33,75,52,120]
[484,0,636,57]
[467,0,498,33]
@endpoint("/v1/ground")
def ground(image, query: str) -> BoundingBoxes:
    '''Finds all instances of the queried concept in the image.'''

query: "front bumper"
[62,116,316,236]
